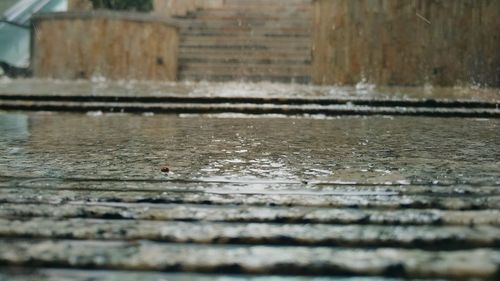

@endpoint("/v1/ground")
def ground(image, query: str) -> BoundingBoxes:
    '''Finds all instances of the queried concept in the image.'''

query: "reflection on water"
[0,111,498,186]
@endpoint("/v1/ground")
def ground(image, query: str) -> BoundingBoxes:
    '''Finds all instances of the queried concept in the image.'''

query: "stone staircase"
[172,0,313,83]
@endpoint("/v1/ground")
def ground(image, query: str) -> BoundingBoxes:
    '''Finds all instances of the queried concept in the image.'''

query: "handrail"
[0,19,30,29]
[3,0,51,23]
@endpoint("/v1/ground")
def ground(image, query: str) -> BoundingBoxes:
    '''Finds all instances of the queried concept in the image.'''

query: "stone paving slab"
[1,203,500,226]
[3,176,500,195]
[1,188,499,210]
[0,218,499,249]
[0,269,437,281]
[1,240,499,279]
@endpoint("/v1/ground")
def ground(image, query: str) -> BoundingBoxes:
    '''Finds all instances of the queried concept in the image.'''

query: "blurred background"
[0,0,498,88]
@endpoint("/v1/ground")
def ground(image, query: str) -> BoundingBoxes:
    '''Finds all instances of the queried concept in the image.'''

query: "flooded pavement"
[0,83,499,280]
[1,112,498,184]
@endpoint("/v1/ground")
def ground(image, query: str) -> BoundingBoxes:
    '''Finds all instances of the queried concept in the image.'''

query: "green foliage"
[90,0,153,12]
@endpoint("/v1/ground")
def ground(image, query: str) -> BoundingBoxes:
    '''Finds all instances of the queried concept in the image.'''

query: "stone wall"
[312,0,500,87]
[31,11,179,81]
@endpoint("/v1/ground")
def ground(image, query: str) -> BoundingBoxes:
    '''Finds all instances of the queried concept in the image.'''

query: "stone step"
[180,63,311,78]
[180,43,310,51]
[190,10,312,21]
[191,11,311,20]
[179,57,311,65]
[179,49,311,61]
[179,29,311,39]
[180,36,311,50]
[180,30,311,38]
[171,0,313,82]
[178,25,311,35]
[210,0,312,9]
[174,19,312,30]
[222,0,311,5]
[187,4,311,16]
[179,73,312,83]
[181,35,311,43]
[174,21,311,32]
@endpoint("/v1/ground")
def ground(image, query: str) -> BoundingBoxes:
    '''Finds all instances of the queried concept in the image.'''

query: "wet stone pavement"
[0,81,499,280]
[0,79,499,118]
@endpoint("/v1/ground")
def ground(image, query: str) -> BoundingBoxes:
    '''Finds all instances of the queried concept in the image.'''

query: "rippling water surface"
[0,111,498,187]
